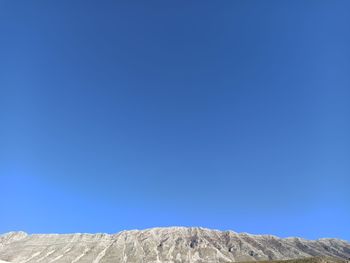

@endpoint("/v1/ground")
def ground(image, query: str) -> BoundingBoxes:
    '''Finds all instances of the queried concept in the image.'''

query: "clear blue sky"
[1,1,349,240]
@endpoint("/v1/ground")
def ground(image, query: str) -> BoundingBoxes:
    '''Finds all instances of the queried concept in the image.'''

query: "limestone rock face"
[0,227,349,263]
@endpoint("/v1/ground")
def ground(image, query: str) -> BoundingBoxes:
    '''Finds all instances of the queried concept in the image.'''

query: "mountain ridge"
[3,227,348,242]
[1,227,350,263]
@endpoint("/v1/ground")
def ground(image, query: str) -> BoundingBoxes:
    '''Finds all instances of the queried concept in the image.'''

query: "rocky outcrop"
[0,227,349,263]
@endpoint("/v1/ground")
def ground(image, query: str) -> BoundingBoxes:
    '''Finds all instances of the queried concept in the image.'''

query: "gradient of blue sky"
[1,1,349,240]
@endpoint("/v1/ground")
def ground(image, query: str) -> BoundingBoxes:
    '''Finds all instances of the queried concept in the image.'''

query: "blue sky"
[1,1,349,240]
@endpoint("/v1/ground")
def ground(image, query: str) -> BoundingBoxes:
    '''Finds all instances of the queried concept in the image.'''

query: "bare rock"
[0,227,349,263]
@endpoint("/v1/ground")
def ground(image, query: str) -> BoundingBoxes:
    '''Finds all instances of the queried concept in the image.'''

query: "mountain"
[0,227,349,263]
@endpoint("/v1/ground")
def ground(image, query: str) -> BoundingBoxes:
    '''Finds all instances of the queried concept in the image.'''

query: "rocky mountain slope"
[244,257,348,263]
[0,227,349,263]
[241,257,348,263]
